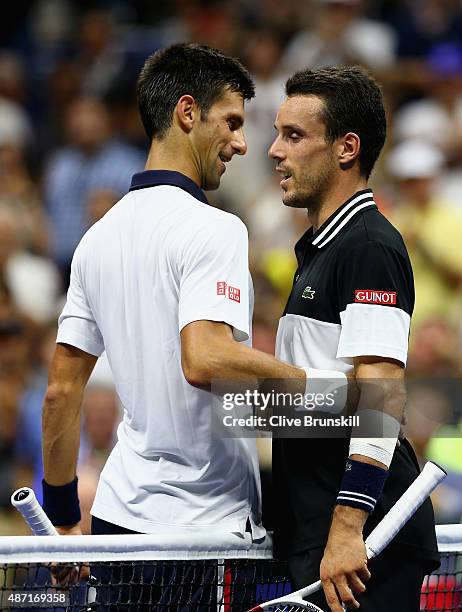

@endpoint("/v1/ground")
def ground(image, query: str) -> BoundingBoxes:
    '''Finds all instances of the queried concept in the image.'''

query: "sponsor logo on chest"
[355,290,396,305]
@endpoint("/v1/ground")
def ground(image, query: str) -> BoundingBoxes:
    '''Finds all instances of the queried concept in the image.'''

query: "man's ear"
[175,95,198,133]
[337,132,361,167]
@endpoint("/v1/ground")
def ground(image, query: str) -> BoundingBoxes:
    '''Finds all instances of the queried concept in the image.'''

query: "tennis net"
[0,526,460,611]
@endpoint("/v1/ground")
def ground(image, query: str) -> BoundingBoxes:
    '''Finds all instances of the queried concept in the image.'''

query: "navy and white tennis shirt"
[276,188,413,372]
[58,169,264,539]
[273,188,439,570]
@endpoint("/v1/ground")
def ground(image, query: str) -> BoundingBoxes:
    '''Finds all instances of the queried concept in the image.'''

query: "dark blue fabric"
[337,459,388,513]
[129,169,209,205]
[42,476,81,526]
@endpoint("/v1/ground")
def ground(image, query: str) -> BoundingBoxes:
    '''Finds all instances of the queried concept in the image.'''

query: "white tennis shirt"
[57,170,264,538]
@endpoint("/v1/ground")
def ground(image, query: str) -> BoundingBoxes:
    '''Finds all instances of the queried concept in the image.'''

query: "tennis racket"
[11,487,58,536]
[11,486,93,601]
[248,461,446,612]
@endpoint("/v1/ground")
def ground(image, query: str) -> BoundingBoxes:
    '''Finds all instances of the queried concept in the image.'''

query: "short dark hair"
[285,66,386,179]
[137,43,255,140]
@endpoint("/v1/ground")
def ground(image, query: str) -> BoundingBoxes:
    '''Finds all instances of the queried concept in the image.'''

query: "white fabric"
[57,183,264,538]
[387,140,444,179]
[6,252,61,324]
[348,439,396,468]
[302,366,347,414]
[393,97,462,150]
[337,303,411,365]
[281,18,395,72]
[276,313,352,373]
[349,408,401,468]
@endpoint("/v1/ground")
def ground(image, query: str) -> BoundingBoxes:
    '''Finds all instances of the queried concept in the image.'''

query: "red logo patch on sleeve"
[217,281,227,295]
[355,290,397,305]
[228,286,240,303]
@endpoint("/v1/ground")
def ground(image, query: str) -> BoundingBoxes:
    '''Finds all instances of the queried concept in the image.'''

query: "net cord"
[0,531,274,563]
[0,526,460,564]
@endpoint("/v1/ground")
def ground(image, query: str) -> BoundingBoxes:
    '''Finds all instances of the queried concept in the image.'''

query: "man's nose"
[268,137,284,161]
[232,129,247,156]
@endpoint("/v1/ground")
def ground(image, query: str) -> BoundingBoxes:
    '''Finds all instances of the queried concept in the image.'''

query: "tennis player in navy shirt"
[269,66,439,612]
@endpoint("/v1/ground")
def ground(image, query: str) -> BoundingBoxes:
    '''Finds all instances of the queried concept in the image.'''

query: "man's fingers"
[334,576,360,610]
[51,562,88,586]
[348,571,367,596]
[79,563,90,580]
[357,564,371,584]
[322,578,348,612]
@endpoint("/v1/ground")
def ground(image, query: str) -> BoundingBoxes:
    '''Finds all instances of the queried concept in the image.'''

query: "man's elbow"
[181,347,224,389]
[181,358,212,388]
[43,382,76,410]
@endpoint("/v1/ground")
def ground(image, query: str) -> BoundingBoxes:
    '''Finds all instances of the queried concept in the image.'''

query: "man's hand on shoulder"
[320,506,371,611]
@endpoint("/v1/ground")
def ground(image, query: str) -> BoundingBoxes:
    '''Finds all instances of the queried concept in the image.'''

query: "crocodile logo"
[302,286,315,299]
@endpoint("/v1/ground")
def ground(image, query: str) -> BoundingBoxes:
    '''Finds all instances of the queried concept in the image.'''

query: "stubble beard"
[283,161,335,213]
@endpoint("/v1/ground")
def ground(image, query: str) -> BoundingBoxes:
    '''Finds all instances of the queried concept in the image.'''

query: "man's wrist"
[336,458,388,514]
[42,477,81,527]
[331,504,368,535]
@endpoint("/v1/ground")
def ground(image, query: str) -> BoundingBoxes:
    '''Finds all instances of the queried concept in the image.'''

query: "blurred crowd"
[1,0,462,535]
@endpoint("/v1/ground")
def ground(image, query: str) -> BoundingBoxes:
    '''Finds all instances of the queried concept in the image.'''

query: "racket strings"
[271,603,324,612]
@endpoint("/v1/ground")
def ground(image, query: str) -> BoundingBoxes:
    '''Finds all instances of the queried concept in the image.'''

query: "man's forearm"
[349,359,405,469]
[42,387,83,485]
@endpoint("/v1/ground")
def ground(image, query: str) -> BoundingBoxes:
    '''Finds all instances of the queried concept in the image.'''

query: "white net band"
[0,525,460,563]
[0,530,274,563]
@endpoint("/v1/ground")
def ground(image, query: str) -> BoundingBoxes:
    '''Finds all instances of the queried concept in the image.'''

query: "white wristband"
[349,408,401,468]
[302,367,348,414]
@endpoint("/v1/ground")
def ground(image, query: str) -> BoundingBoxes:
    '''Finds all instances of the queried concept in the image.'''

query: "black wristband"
[336,459,388,514]
[42,477,81,527]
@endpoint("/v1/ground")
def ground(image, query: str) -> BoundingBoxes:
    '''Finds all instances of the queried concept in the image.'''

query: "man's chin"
[282,190,302,208]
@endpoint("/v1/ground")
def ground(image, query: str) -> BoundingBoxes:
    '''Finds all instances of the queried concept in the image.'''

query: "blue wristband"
[42,477,81,527]
[336,459,388,513]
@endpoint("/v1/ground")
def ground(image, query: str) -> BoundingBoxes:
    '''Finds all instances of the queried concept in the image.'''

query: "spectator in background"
[13,321,56,503]
[74,8,126,99]
[0,204,60,325]
[219,29,287,212]
[43,96,143,283]
[0,97,32,151]
[14,337,116,506]
[0,305,29,512]
[0,142,50,257]
[280,0,396,73]
[390,0,462,60]
[408,319,462,378]
[0,72,51,257]
[392,42,462,164]
[0,52,28,106]
[406,384,462,524]
[387,139,462,332]
[86,188,120,226]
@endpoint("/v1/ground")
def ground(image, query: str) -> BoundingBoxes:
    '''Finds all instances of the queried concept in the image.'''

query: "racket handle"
[365,461,446,559]
[11,488,58,536]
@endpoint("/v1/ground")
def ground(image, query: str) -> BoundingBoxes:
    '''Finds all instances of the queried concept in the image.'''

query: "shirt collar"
[129,170,209,205]
[308,188,377,250]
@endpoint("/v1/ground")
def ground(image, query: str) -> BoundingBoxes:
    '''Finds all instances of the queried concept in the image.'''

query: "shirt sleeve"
[178,215,250,341]
[56,243,105,356]
[336,241,414,365]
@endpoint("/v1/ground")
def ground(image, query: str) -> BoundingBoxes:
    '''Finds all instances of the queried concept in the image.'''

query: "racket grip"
[365,461,446,559]
[11,488,58,536]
